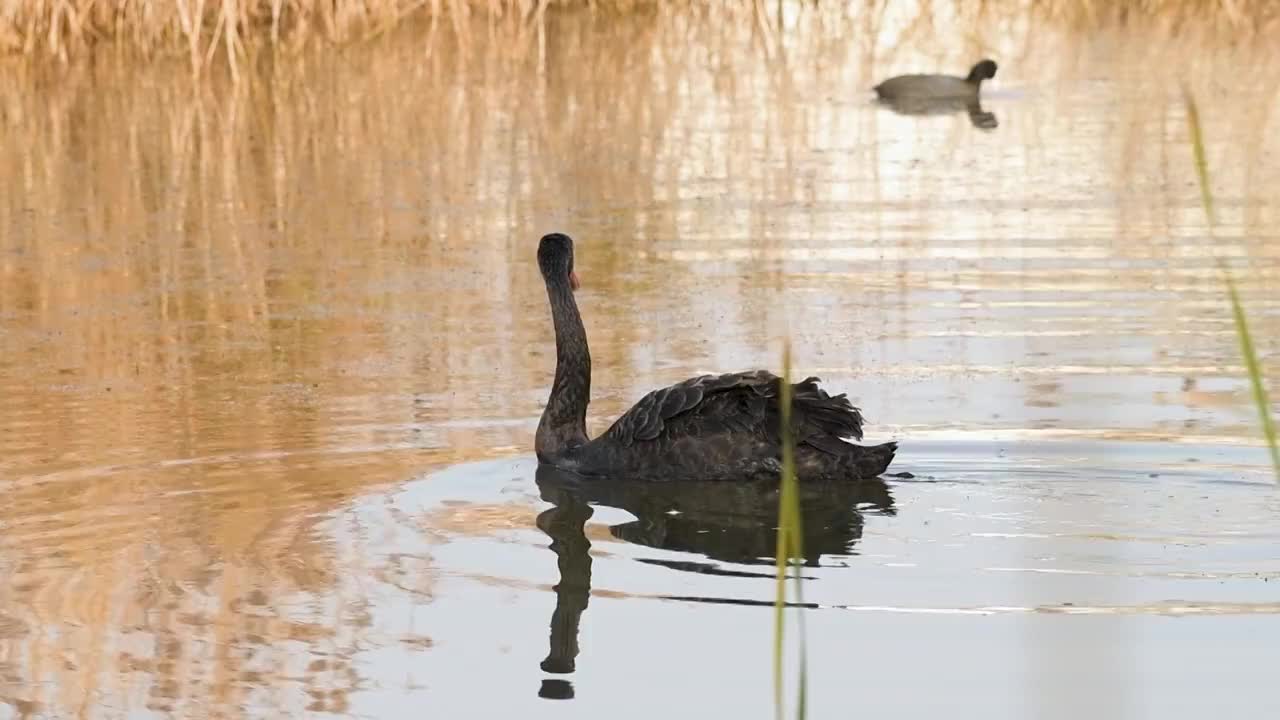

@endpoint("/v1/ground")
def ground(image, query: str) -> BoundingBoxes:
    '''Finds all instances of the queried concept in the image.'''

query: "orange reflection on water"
[1,2,1279,716]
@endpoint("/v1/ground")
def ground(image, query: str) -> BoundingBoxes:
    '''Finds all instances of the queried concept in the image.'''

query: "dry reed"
[3,0,1280,76]
[1026,0,1280,33]
[0,0,679,70]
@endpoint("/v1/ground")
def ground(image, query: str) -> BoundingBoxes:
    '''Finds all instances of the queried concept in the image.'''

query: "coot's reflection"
[875,94,999,130]
[533,465,895,697]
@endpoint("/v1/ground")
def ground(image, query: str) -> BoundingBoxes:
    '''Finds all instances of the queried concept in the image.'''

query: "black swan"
[874,59,998,101]
[535,232,897,482]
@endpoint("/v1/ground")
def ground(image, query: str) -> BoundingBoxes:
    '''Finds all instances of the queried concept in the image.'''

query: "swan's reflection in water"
[533,465,896,699]
[875,94,999,130]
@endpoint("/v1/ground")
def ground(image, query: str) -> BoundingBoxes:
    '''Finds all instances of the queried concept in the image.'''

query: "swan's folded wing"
[602,371,778,446]
[601,370,868,453]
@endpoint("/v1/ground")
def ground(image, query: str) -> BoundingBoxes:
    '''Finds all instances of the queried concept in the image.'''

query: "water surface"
[1,3,1278,718]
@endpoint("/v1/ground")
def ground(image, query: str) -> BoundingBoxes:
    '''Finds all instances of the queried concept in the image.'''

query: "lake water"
[1,3,1278,718]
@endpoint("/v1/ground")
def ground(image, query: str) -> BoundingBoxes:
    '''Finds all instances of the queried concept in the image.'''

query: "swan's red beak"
[569,271,580,291]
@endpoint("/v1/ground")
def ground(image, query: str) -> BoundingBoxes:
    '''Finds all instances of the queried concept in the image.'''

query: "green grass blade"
[773,495,786,720]
[1225,276,1280,476]
[774,342,808,719]
[773,521,785,719]
[1182,87,1280,482]
[793,555,808,720]
[1182,88,1216,226]
[773,344,791,720]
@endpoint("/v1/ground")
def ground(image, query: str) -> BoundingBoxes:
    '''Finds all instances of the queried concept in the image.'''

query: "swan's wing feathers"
[633,380,706,442]
[607,372,771,446]
[623,396,660,444]
[605,370,867,451]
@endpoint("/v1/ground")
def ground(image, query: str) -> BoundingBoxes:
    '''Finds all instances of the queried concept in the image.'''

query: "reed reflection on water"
[0,2,1279,717]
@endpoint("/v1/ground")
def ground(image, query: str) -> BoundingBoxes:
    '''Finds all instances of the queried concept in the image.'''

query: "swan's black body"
[873,59,998,101]
[535,232,897,482]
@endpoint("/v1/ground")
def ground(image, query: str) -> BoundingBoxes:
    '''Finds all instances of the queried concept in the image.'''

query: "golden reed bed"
[2,0,1278,73]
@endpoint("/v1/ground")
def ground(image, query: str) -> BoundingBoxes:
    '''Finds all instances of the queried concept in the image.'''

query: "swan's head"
[538,232,580,291]
[968,59,998,82]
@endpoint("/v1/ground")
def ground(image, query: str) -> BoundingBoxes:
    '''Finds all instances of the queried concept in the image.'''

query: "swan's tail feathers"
[790,376,866,442]
[854,441,898,479]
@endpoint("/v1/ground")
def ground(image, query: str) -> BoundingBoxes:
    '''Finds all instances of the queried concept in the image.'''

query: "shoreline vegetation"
[2,0,1280,74]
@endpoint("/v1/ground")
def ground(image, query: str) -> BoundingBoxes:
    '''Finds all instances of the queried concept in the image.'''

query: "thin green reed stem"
[1184,91,1215,223]
[774,343,807,720]
[773,473,785,720]
[1226,277,1280,475]
[773,348,790,720]
[1182,87,1280,481]
[792,521,808,720]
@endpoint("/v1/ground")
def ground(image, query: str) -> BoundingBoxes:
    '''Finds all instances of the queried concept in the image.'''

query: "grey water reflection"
[874,94,1000,129]
[533,464,896,698]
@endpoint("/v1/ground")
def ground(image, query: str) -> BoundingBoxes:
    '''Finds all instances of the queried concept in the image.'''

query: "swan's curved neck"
[537,278,591,460]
